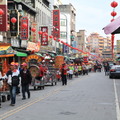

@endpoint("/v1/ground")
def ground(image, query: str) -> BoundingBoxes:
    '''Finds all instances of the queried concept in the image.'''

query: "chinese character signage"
[41,27,48,46]
[0,0,7,31]
[31,22,38,42]
[20,17,29,40]
[53,10,60,38]
[10,9,19,36]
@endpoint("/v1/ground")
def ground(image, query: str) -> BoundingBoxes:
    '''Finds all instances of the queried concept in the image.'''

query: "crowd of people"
[0,61,108,108]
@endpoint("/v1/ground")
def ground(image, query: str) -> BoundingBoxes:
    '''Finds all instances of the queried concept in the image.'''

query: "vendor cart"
[29,65,45,90]
[43,65,58,86]
[0,79,10,103]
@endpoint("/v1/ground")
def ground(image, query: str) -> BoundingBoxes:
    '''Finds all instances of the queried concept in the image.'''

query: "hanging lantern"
[57,39,61,42]
[0,9,4,15]
[49,35,53,38]
[22,23,27,28]
[111,1,118,8]
[31,28,36,32]
[44,32,48,36]
[111,19,115,22]
[54,37,57,40]
[11,17,17,23]
[111,11,117,17]
[38,31,43,35]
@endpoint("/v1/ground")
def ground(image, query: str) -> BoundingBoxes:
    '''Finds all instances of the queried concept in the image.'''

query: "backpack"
[11,76,20,86]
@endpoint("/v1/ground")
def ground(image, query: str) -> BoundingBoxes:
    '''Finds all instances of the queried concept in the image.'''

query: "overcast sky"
[62,0,120,40]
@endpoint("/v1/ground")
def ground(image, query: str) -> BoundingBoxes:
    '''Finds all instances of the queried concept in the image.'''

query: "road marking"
[0,79,80,120]
[113,79,120,120]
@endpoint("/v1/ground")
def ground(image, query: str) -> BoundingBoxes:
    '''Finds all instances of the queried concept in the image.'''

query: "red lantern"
[31,28,36,32]
[111,11,117,17]
[0,9,4,15]
[11,17,17,23]
[57,39,61,42]
[111,1,118,8]
[49,35,53,38]
[22,23,27,28]
[38,31,43,35]
[111,19,115,22]
[54,37,57,40]
[44,32,48,36]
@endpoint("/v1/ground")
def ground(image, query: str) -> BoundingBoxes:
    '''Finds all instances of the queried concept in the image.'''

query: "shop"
[0,43,14,75]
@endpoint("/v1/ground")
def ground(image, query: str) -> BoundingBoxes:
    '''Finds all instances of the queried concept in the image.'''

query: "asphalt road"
[0,71,120,120]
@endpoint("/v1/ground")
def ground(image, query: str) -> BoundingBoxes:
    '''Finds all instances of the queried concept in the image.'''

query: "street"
[0,71,120,120]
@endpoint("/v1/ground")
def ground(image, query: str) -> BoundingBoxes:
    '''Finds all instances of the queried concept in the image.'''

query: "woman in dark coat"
[20,63,32,100]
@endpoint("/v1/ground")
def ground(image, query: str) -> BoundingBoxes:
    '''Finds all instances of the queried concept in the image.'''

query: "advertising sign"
[27,41,40,52]
[10,9,19,36]
[31,22,38,42]
[53,10,60,38]
[41,27,48,46]
[0,0,7,31]
[20,17,29,40]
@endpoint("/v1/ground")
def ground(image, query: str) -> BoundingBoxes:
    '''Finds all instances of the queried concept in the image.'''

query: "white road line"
[113,79,120,120]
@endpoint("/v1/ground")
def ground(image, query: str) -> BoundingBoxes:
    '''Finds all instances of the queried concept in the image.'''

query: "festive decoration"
[31,28,36,32]
[38,31,43,35]
[111,11,117,17]
[111,19,115,22]
[11,17,17,23]
[54,37,57,40]
[44,32,48,36]
[49,35,53,38]
[22,23,27,28]
[0,9,4,15]
[111,1,118,8]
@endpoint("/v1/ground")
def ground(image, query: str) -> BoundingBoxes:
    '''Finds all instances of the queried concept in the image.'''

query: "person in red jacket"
[60,63,67,85]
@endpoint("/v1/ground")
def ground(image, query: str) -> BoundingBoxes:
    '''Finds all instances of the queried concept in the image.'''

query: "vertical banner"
[41,26,48,46]
[10,9,19,36]
[31,22,38,42]
[53,10,60,38]
[20,17,29,40]
[0,0,7,31]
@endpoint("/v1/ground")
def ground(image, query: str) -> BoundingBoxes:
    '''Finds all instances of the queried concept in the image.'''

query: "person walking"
[3,62,20,106]
[60,63,67,85]
[20,62,32,100]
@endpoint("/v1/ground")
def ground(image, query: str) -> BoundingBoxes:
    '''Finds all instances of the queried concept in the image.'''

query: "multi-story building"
[59,3,76,45]
[77,30,86,51]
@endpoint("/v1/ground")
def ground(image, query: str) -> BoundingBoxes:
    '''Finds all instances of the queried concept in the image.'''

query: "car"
[109,65,120,79]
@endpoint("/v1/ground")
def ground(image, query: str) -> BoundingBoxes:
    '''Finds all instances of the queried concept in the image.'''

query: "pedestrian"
[56,70,61,81]
[20,62,32,100]
[15,62,21,95]
[60,63,67,85]
[3,62,20,106]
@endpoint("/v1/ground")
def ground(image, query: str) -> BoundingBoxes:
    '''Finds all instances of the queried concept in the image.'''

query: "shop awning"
[0,46,14,57]
[16,51,27,57]
[103,16,120,34]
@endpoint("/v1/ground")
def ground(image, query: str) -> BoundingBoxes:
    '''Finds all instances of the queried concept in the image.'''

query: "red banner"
[53,10,60,38]
[0,5,7,31]
[41,27,48,46]
[20,17,29,40]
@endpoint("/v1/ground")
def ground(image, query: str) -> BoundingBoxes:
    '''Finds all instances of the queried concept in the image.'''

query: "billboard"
[53,10,60,38]
[0,0,7,31]
[20,17,29,40]
[10,9,19,36]
[41,26,48,46]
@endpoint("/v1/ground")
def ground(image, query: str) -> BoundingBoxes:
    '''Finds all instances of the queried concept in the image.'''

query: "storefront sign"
[31,22,38,42]
[27,41,40,52]
[53,10,60,38]
[0,0,7,31]
[41,27,48,46]
[10,9,19,36]
[20,17,29,40]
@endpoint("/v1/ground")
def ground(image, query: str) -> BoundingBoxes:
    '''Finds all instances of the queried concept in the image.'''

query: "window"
[60,32,66,39]
[60,19,66,26]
